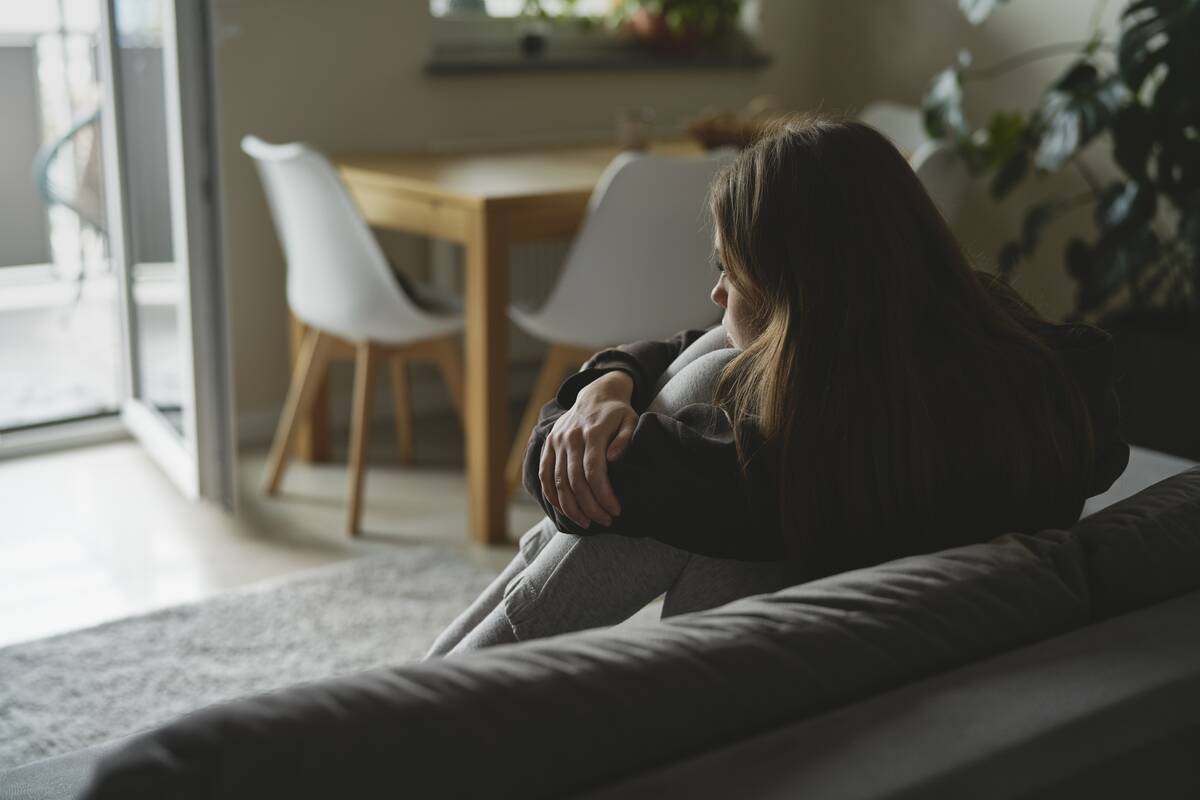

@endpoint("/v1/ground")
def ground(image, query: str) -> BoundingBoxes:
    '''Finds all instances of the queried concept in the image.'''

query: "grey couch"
[4,469,1199,800]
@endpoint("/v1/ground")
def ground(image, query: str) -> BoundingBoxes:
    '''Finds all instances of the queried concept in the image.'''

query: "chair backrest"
[859,103,969,227]
[911,141,970,227]
[532,149,736,347]
[240,135,430,342]
[859,100,929,157]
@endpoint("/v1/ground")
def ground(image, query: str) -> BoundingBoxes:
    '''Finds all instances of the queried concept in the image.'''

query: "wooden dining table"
[288,139,702,545]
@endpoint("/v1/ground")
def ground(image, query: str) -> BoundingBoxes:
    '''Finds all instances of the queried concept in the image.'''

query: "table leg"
[287,312,331,462]
[464,210,510,544]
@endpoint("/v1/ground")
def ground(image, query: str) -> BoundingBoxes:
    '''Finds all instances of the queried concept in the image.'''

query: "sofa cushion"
[80,532,1087,800]
[591,588,1200,800]
[1070,467,1200,618]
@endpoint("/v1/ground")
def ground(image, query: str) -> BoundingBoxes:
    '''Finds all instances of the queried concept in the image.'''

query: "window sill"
[425,47,771,76]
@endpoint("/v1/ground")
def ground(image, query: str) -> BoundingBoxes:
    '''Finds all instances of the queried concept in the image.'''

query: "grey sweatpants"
[425,517,793,657]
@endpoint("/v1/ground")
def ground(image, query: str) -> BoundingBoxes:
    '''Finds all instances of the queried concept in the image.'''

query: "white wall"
[212,0,1119,443]
[213,0,818,442]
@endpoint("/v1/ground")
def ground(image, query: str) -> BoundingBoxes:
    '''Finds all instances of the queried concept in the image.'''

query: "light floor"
[2,409,1193,650]
[0,410,543,648]
[0,272,183,431]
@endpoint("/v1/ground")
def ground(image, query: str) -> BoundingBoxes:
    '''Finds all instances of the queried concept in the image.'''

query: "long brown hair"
[710,114,1096,572]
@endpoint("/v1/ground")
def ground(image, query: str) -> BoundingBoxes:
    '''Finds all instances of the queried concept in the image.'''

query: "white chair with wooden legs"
[859,100,929,157]
[243,136,465,535]
[505,149,736,494]
[858,102,970,227]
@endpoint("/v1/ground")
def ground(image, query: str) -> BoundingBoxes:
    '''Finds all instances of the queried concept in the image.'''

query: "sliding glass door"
[97,0,234,507]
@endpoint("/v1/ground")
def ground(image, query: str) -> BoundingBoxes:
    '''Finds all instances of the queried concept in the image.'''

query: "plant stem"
[963,40,1114,81]
[1088,0,1111,43]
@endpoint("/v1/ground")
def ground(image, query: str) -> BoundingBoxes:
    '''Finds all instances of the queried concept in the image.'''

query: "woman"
[427,115,1128,657]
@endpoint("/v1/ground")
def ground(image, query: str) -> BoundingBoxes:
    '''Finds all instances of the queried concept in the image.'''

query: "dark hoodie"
[522,296,1129,577]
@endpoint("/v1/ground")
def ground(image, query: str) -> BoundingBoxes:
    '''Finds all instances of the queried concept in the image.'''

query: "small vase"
[518,20,550,57]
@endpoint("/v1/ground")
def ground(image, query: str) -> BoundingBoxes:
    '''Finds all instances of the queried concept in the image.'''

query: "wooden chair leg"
[288,313,332,463]
[505,343,593,495]
[389,357,414,465]
[263,328,331,495]
[431,335,466,429]
[346,341,379,536]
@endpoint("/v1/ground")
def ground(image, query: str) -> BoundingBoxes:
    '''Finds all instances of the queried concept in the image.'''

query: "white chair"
[859,101,970,228]
[505,148,736,491]
[242,136,465,535]
[909,141,970,228]
[859,100,929,157]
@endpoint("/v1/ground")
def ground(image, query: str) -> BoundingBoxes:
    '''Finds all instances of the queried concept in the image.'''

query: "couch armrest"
[80,534,1086,800]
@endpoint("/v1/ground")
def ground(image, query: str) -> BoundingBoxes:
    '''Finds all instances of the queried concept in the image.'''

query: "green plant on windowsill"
[611,0,745,52]
[518,0,598,28]
[521,0,747,53]
[922,0,1200,321]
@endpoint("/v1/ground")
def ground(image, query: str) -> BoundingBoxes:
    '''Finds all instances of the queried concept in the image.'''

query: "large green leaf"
[990,148,1029,200]
[1118,0,1200,95]
[1076,228,1162,313]
[1065,237,1095,280]
[998,241,1023,276]
[1153,128,1200,200]
[1118,0,1177,93]
[994,201,1058,278]
[1111,103,1156,179]
[1150,77,1200,199]
[967,111,1032,197]
[1033,62,1128,171]
[1022,201,1056,252]
[980,111,1027,165]
[1135,258,1176,305]
[1176,191,1200,302]
[1178,188,1200,242]
[922,55,970,140]
[1096,181,1158,233]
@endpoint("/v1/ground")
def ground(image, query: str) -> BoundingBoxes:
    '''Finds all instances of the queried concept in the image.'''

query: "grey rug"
[0,546,497,769]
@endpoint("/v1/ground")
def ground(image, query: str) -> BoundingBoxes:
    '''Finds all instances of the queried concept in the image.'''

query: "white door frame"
[97,0,235,509]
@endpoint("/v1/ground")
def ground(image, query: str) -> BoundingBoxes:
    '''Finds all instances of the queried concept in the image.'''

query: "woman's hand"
[539,371,638,529]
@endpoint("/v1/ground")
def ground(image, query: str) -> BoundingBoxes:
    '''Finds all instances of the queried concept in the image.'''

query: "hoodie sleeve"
[555,328,713,413]
[522,399,786,561]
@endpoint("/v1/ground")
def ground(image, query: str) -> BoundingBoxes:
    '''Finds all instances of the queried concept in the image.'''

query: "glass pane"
[114,0,185,434]
[0,7,122,430]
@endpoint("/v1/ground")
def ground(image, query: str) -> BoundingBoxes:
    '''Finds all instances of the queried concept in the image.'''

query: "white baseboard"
[0,415,129,460]
[237,359,543,448]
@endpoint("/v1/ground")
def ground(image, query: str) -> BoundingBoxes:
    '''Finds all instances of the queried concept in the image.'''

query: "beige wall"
[798,0,1122,317]
[212,0,1118,439]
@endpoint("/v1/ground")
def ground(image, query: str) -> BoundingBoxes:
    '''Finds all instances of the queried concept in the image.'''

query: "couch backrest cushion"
[591,588,1200,800]
[1071,467,1200,618]
[81,533,1087,800]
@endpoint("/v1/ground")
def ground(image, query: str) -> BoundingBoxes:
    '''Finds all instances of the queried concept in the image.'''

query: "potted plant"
[611,0,746,55]
[922,0,1200,461]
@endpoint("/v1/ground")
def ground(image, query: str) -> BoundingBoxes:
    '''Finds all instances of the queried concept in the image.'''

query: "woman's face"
[711,237,753,350]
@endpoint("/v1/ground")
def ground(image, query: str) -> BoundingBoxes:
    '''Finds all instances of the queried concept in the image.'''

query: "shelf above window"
[426,11,769,77]
[426,46,771,76]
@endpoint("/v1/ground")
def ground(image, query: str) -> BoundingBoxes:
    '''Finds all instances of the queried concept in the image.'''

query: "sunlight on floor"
[0,426,541,647]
